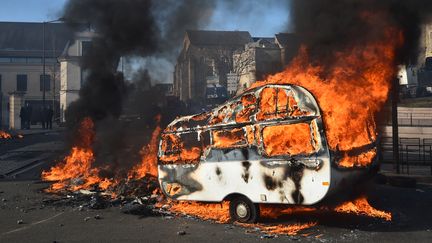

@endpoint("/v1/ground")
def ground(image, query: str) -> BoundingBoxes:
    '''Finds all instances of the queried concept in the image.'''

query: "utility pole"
[392,78,400,174]
[42,22,46,113]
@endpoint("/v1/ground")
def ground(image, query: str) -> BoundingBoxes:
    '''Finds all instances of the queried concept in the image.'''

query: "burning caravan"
[157,84,378,223]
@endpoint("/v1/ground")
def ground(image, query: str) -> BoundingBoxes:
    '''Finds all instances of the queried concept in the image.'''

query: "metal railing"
[379,137,432,175]
[394,112,432,127]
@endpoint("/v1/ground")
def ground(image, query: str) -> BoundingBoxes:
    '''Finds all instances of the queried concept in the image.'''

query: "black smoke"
[289,0,432,66]
[60,0,216,175]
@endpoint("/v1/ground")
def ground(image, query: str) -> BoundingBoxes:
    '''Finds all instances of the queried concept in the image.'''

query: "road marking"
[1,212,64,235]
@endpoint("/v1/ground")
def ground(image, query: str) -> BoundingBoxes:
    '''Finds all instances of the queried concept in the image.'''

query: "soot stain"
[284,163,305,204]
[263,174,278,191]
[240,148,249,160]
[215,166,221,176]
[241,161,251,183]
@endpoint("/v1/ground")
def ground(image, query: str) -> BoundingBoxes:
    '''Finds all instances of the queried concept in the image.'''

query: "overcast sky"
[0,0,290,37]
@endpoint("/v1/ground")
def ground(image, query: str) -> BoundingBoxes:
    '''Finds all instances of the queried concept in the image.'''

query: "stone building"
[234,33,300,94]
[173,30,252,101]
[0,22,73,128]
[173,31,300,100]
[234,37,283,93]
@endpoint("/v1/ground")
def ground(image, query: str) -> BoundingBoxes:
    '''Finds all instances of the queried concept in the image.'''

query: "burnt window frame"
[211,127,248,149]
[161,134,182,156]
[260,87,289,117]
[257,87,303,121]
[209,101,237,125]
[234,92,258,123]
[260,120,317,157]
[160,132,204,163]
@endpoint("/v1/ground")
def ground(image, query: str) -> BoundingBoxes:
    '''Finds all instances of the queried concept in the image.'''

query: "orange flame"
[251,27,403,167]
[0,130,12,139]
[169,201,231,223]
[42,117,113,191]
[128,115,162,179]
[251,222,318,236]
[334,196,392,221]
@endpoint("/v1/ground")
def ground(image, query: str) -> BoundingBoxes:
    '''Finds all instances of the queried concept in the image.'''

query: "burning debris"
[0,131,12,139]
[42,118,114,192]
[42,116,162,196]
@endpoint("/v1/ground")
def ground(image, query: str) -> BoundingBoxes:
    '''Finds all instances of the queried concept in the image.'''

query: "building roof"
[186,30,252,46]
[0,22,74,57]
[275,33,299,48]
[251,37,279,49]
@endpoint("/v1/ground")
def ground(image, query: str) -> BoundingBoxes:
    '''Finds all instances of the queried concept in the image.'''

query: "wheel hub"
[236,203,248,218]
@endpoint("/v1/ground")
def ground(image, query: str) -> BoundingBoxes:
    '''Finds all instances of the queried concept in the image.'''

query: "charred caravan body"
[158,84,377,222]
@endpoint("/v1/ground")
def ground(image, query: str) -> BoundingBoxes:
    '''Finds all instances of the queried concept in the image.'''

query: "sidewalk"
[10,125,64,136]
[0,132,65,178]
[380,163,432,184]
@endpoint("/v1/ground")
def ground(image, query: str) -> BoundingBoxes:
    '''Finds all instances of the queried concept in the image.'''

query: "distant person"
[41,107,47,129]
[19,106,26,129]
[46,106,53,129]
[25,103,32,129]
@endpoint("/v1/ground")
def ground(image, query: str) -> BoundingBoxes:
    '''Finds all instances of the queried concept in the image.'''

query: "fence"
[379,137,432,175]
[396,112,432,127]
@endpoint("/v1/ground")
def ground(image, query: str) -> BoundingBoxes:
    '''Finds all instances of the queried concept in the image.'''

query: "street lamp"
[42,17,65,127]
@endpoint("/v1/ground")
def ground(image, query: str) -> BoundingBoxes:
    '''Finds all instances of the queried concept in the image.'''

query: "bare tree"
[233,48,255,75]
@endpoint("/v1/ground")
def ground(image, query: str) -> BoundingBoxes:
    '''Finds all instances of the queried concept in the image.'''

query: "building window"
[81,41,92,56]
[40,74,51,91]
[0,57,11,63]
[27,57,42,63]
[11,57,27,63]
[17,74,27,92]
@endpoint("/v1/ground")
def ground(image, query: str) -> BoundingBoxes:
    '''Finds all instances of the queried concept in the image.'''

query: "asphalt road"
[0,129,65,180]
[0,180,431,242]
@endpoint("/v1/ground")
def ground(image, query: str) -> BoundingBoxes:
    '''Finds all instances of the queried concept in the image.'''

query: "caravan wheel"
[229,196,260,223]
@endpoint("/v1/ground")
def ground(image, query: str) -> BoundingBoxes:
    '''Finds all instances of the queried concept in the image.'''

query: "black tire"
[229,196,260,223]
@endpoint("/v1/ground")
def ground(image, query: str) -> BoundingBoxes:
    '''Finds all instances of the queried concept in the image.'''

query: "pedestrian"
[41,107,46,129]
[25,103,32,129]
[46,106,53,129]
[19,106,26,129]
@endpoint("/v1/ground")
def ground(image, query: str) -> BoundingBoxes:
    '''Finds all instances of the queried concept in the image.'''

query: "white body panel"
[159,156,331,204]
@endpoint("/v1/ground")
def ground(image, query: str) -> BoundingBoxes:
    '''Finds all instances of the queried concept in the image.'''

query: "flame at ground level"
[168,201,231,223]
[245,222,318,236]
[164,196,391,236]
[128,115,162,179]
[0,130,12,139]
[334,196,392,221]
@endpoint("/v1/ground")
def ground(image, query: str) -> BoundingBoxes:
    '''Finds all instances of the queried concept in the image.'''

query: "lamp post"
[42,18,64,126]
